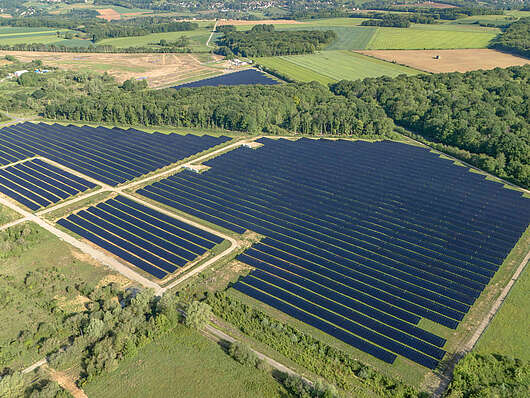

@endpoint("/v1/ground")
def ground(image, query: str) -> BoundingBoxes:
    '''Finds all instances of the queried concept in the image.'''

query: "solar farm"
[173,69,279,89]
[0,122,528,380]
[135,138,530,369]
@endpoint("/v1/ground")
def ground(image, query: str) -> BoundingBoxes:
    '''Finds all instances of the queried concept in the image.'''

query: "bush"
[184,300,212,330]
[228,341,260,367]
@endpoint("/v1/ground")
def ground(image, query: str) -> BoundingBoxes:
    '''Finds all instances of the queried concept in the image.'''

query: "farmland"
[0,51,226,88]
[358,49,530,73]
[135,138,530,371]
[256,51,421,85]
[366,25,499,49]
[83,325,287,398]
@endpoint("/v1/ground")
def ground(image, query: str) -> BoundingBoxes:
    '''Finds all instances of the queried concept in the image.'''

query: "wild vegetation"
[491,17,530,58]
[216,24,337,57]
[330,65,530,188]
[207,291,424,398]
[44,82,395,136]
[443,353,529,398]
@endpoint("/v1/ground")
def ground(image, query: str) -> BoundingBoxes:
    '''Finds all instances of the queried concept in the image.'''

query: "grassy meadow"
[257,50,421,84]
[0,204,19,225]
[366,25,499,50]
[83,325,288,398]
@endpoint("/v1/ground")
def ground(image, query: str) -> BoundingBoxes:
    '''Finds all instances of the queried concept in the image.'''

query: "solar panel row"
[0,123,231,186]
[0,159,96,210]
[57,195,223,279]
[136,138,530,369]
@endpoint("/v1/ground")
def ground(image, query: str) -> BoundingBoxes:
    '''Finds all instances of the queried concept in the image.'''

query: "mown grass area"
[366,26,498,49]
[0,29,68,45]
[475,240,530,360]
[0,204,19,226]
[83,324,289,398]
[99,24,214,51]
[0,222,116,370]
[256,50,421,84]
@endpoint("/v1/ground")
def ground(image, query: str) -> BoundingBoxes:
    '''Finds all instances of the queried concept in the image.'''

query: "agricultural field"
[0,123,231,186]
[134,138,530,377]
[83,325,287,398]
[358,49,530,73]
[365,25,499,50]
[98,23,215,52]
[256,51,421,85]
[173,69,279,88]
[0,51,226,88]
[95,6,153,21]
[0,27,68,46]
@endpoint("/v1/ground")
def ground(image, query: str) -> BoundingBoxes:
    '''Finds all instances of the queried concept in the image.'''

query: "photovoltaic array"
[57,195,224,279]
[136,138,530,369]
[0,123,231,186]
[0,159,96,210]
[173,69,279,89]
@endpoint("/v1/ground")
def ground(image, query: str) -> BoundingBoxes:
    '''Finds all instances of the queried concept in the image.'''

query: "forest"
[216,25,337,57]
[361,14,411,28]
[330,65,530,188]
[43,82,394,137]
[491,18,530,58]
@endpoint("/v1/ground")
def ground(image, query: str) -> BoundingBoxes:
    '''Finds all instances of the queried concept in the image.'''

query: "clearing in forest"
[0,51,227,88]
[358,49,530,73]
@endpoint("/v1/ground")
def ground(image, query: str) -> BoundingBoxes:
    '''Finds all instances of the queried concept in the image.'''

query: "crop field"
[173,69,279,88]
[0,28,68,45]
[0,123,231,186]
[135,138,530,369]
[0,159,96,210]
[0,51,226,87]
[58,195,224,280]
[358,49,530,73]
[83,325,287,397]
[256,51,421,85]
[366,26,499,49]
[98,25,214,52]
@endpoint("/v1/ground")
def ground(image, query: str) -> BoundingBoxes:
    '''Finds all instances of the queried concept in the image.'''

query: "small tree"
[0,372,25,398]
[184,300,212,330]
[228,342,260,367]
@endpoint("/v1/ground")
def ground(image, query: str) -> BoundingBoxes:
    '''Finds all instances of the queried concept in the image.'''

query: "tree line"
[361,14,412,28]
[44,81,394,137]
[330,65,530,188]
[215,24,337,57]
[491,17,530,58]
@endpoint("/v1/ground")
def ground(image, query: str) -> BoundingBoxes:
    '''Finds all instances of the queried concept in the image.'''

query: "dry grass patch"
[96,8,121,21]
[0,51,227,88]
[357,49,530,73]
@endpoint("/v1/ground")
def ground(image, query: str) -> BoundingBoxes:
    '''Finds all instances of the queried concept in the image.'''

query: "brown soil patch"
[0,51,227,88]
[97,273,131,289]
[71,247,102,267]
[56,294,91,312]
[218,19,304,26]
[46,366,88,398]
[357,49,530,73]
[0,14,12,18]
[394,1,456,8]
[96,8,121,21]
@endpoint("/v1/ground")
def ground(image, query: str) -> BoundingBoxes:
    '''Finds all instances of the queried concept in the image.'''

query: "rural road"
[206,19,218,49]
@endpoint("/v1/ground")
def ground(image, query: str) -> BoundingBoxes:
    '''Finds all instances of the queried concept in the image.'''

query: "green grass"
[0,223,113,370]
[83,325,288,398]
[256,50,421,84]
[0,205,19,225]
[475,235,530,360]
[366,26,499,49]
[0,29,68,45]
[299,17,370,26]
[98,27,212,51]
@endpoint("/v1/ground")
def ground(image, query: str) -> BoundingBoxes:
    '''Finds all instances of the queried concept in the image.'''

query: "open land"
[358,49,530,73]
[256,50,421,85]
[83,325,287,398]
[366,25,499,49]
[0,51,227,88]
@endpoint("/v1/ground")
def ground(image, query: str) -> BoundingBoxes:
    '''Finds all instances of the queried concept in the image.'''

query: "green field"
[83,325,287,398]
[99,26,213,51]
[475,231,530,360]
[0,204,19,225]
[256,50,421,85]
[366,26,499,49]
[0,223,113,370]
[0,29,68,45]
